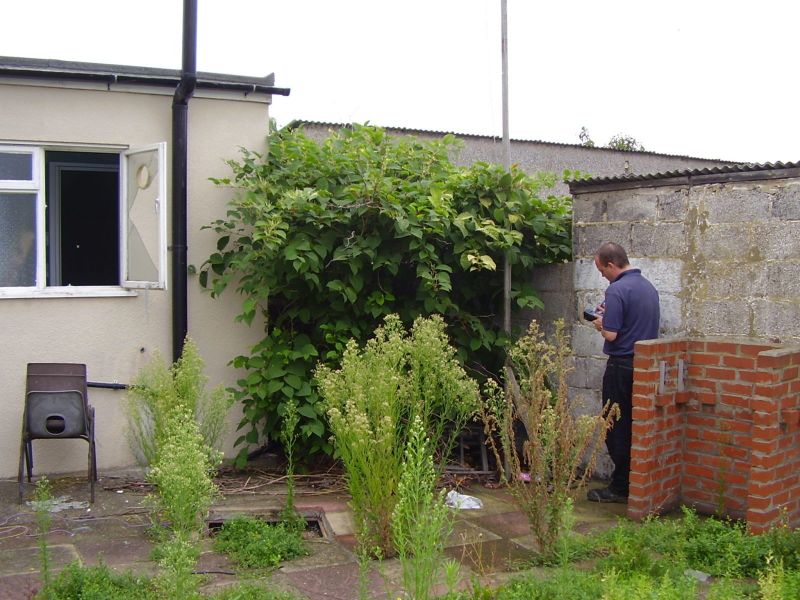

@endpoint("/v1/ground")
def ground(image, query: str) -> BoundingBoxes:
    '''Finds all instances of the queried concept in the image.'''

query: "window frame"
[0,142,168,299]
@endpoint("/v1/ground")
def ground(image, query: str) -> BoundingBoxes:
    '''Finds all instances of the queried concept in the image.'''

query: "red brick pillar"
[748,348,800,533]
[628,338,688,521]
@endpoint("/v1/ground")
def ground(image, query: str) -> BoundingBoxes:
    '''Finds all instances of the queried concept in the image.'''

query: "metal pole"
[501,0,511,335]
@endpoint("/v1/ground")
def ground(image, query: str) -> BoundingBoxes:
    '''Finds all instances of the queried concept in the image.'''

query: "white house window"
[0,143,167,296]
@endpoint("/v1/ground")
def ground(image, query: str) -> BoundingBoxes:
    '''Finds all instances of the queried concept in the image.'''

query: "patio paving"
[0,467,626,599]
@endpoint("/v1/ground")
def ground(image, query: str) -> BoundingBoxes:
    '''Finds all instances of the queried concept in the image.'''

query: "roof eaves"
[0,56,289,96]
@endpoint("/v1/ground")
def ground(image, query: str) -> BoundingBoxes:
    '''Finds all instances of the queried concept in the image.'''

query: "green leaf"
[297,403,318,419]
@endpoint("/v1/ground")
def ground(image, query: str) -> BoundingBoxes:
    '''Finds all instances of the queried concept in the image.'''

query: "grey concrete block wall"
[567,166,800,476]
[571,171,800,346]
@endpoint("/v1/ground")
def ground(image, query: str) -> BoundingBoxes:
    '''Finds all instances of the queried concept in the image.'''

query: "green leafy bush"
[200,123,572,464]
[212,515,308,569]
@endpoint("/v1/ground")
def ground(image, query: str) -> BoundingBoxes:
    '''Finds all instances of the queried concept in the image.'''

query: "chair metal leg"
[25,441,33,482]
[88,439,96,503]
[18,436,26,504]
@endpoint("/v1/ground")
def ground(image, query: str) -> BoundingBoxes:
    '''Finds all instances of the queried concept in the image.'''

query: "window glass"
[0,152,33,181]
[124,144,166,288]
[0,192,36,286]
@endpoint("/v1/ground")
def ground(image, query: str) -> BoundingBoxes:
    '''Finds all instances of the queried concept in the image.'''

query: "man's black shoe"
[586,487,628,503]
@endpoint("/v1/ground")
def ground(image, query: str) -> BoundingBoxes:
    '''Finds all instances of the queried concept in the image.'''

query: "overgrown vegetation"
[316,314,478,557]
[212,516,308,569]
[134,340,222,598]
[481,319,617,560]
[200,123,572,465]
[445,507,800,599]
[39,561,302,600]
[125,336,232,467]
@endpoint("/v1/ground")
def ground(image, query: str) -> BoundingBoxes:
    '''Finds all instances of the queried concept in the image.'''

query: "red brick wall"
[627,338,800,533]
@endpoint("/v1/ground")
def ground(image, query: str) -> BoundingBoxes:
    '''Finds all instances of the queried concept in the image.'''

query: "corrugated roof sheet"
[569,161,800,191]
[290,120,735,164]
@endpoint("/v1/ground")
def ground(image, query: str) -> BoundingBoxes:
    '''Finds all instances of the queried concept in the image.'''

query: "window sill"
[0,286,140,299]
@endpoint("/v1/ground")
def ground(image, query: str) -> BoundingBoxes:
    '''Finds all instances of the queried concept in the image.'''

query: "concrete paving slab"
[0,543,80,576]
[279,539,356,573]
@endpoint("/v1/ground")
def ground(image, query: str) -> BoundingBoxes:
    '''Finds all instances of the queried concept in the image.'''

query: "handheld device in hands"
[583,308,599,321]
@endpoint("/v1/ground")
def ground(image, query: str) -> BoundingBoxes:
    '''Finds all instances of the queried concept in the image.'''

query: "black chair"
[18,363,97,503]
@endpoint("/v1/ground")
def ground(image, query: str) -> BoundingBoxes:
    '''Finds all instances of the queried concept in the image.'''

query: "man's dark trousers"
[603,355,634,495]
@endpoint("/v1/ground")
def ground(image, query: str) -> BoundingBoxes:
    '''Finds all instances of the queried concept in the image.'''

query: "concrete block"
[577,289,605,313]
[567,387,603,419]
[659,293,683,335]
[571,322,605,357]
[634,258,682,294]
[574,223,632,258]
[693,223,752,261]
[566,356,606,389]
[688,300,749,338]
[657,188,690,221]
[754,222,800,260]
[699,184,772,223]
[572,194,606,224]
[529,262,574,293]
[574,257,606,291]
[702,260,768,298]
[772,183,800,220]
[752,299,800,343]
[766,261,800,299]
[631,223,687,258]
[606,191,658,222]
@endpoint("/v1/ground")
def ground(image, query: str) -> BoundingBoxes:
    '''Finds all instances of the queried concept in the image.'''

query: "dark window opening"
[45,152,119,286]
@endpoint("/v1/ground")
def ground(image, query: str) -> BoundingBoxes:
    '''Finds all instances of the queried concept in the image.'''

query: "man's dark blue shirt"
[602,268,660,356]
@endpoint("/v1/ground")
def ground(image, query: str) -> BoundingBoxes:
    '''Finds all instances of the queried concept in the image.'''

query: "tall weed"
[480,319,616,560]
[32,476,54,595]
[317,314,478,556]
[126,336,232,466]
[392,416,454,600]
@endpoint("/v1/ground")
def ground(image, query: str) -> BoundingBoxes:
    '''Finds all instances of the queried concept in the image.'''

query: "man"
[587,242,660,503]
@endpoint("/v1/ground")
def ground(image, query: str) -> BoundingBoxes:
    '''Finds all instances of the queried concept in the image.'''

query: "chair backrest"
[24,363,90,441]
[27,363,88,396]
[26,390,87,438]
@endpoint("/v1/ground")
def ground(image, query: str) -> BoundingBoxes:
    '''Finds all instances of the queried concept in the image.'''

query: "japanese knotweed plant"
[481,319,618,560]
[200,123,573,465]
[316,314,478,557]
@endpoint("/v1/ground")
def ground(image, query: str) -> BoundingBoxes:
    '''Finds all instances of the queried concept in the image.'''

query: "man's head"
[594,242,630,282]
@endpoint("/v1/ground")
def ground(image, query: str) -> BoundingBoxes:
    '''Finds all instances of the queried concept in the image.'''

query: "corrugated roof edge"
[0,56,290,95]
[287,119,737,164]
[568,161,800,193]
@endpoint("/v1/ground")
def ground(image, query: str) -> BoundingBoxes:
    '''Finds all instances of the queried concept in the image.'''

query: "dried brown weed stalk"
[480,319,618,559]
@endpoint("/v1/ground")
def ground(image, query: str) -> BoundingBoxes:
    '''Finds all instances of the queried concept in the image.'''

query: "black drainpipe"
[172,0,197,362]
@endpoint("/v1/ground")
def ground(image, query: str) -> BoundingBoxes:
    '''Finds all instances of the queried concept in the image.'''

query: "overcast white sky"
[2,0,798,163]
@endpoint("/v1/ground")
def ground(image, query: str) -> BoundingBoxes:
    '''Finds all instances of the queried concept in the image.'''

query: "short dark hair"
[595,242,630,268]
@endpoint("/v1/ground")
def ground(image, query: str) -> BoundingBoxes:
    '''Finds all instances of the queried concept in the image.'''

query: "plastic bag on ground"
[445,489,483,510]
